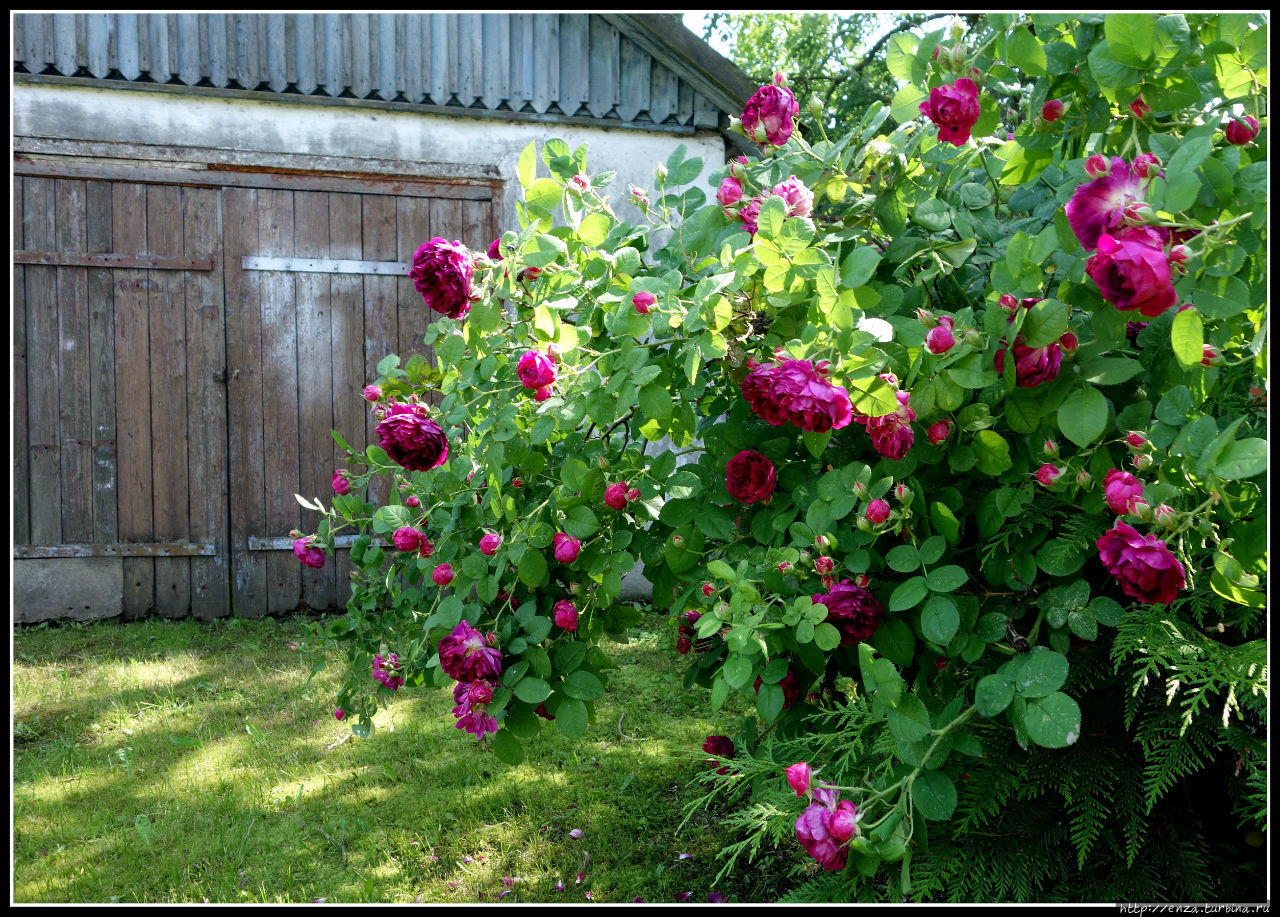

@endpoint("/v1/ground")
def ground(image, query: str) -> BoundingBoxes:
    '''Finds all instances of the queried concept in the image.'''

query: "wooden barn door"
[14,173,229,620]
[222,179,496,617]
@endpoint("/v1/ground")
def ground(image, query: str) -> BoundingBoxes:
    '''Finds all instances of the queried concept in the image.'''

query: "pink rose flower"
[795,790,861,871]
[452,680,499,738]
[919,77,982,146]
[632,291,655,314]
[737,196,763,236]
[742,81,800,147]
[1035,463,1063,487]
[604,481,629,510]
[816,579,884,645]
[925,316,956,354]
[786,762,812,798]
[553,532,582,564]
[716,175,743,208]
[372,652,404,691]
[864,500,891,525]
[1129,96,1151,118]
[409,237,475,320]
[770,176,814,217]
[1224,115,1260,145]
[479,532,502,555]
[1041,99,1064,122]
[1096,523,1186,605]
[725,450,777,504]
[334,709,345,720]
[853,390,916,460]
[1065,157,1153,251]
[771,360,854,433]
[927,419,953,445]
[702,735,736,775]
[995,339,1063,388]
[1103,469,1146,515]
[553,599,579,631]
[332,470,351,495]
[362,384,382,402]
[432,563,455,586]
[438,621,503,682]
[517,350,557,390]
[376,402,450,471]
[1086,227,1179,317]
[293,537,326,569]
[392,526,422,553]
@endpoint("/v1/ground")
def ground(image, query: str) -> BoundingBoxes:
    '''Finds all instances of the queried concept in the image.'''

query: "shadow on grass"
[13,612,800,903]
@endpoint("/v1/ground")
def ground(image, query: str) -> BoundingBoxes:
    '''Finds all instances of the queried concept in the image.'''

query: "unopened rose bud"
[626,488,641,501]
[1124,202,1157,224]
[778,561,792,574]
[597,455,610,470]
[1085,154,1109,178]
[808,94,823,119]
[1201,345,1223,367]
[999,293,1020,314]
[363,384,382,402]
[1041,99,1065,122]
[916,308,938,328]
[570,173,590,191]
[672,534,683,546]
[1133,453,1155,472]
[1129,96,1151,119]
[864,499,892,525]
[962,330,982,348]
[854,574,871,588]
[702,582,715,597]
[1043,439,1059,459]
[856,517,873,532]
[1126,431,1149,450]
[405,495,421,508]
[654,163,668,182]
[632,291,656,314]
[1152,505,1178,529]
[1169,245,1192,266]
[1130,498,1152,520]
[1059,332,1078,353]
[894,483,912,503]
[852,482,868,499]
[1075,470,1092,489]
[814,534,829,551]
[1225,115,1260,146]
[1132,152,1161,178]
[798,550,811,565]
[512,478,523,488]
[815,556,835,575]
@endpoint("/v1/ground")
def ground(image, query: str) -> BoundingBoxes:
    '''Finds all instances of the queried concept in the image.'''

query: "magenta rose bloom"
[725,450,777,504]
[553,599,579,632]
[1097,523,1186,605]
[740,364,790,426]
[332,470,351,496]
[432,563,455,586]
[362,384,382,402]
[1086,227,1179,318]
[1225,115,1260,145]
[919,77,981,146]
[816,580,884,646]
[1041,99,1065,122]
[1036,464,1063,487]
[1103,469,1146,515]
[795,794,860,871]
[553,532,581,564]
[1065,157,1153,251]
[716,175,743,208]
[604,481,629,510]
[995,339,1063,388]
[409,237,475,320]
[372,653,404,691]
[392,526,422,553]
[702,735,736,775]
[632,291,655,314]
[452,680,499,738]
[785,762,812,798]
[487,237,503,261]
[864,499,891,524]
[927,419,953,445]
[479,532,502,555]
[438,620,503,683]
[855,390,916,460]
[925,317,956,354]
[771,176,814,218]
[293,536,326,569]
[742,81,800,147]
[771,360,854,433]
[737,196,763,237]
[517,350,557,390]
[376,402,449,471]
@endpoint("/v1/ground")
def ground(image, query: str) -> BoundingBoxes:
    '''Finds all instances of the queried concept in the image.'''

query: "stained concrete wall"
[13,83,726,238]
[13,559,124,624]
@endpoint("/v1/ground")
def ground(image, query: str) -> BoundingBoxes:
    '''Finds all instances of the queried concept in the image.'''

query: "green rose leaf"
[913,769,958,821]
[562,670,604,701]
[890,576,929,611]
[1015,649,1069,698]
[1171,307,1205,369]
[554,698,589,739]
[887,693,932,744]
[1058,385,1109,448]
[976,674,1015,716]
[490,729,526,765]
[920,595,960,645]
[1024,691,1082,748]
[513,676,553,704]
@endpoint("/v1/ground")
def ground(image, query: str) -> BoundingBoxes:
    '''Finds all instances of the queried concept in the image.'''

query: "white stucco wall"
[13,83,727,233]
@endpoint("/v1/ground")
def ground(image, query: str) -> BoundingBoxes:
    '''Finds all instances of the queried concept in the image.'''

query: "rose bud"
[405,495,421,508]
[553,599,579,632]
[511,478,523,488]
[332,470,351,495]
[815,556,835,575]
[334,709,345,720]
[1169,245,1192,266]
[362,384,382,402]
[432,563,455,586]
[604,481,629,510]
[1043,439,1059,458]
[1130,498,1152,521]
[1133,453,1155,472]
[552,532,582,564]
[815,534,829,551]
[479,532,502,555]
[1075,470,1093,489]
[1041,99,1065,122]
[894,483,912,503]
[1201,345,1223,367]
[853,574,871,588]
[1129,96,1151,118]
[1035,463,1063,487]
[626,488,641,502]
[778,561,793,574]
[632,291,656,314]
[852,481,868,499]
[916,308,938,327]
[1224,115,1259,145]
[1126,431,1148,449]
[702,582,715,597]
[925,319,957,355]
[1084,155,1110,178]
[927,419,953,445]
[1059,332,1079,353]
[785,762,812,797]
[864,499,891,524]
[1152,505,1178,529]
[392,527,422,553]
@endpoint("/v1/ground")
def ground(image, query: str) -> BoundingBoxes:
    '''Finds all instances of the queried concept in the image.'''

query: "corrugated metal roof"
[13,13,752,133]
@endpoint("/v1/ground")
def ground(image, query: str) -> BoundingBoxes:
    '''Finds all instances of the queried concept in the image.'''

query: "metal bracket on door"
[241,256,409,276]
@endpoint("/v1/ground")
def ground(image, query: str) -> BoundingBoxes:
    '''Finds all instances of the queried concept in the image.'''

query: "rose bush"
[298,12,1265,900]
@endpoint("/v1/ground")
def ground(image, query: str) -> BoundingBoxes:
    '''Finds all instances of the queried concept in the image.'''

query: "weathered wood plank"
[559,14,589,116]
[532,14,559,114]
[85,180,118,549]
[294,191,338,611]
[428,14,449,105]
[513,13,534,112]
[147,14,172,83]
[147,184,192,617]
[457,13,482,106]
[183,186,230,619]
[361,194,398,508]
[650,60,678,124]
[618,36,651,122]
[14,178,30,547]
[588,16,619,118]
[23,178,62,548]
[328,191,365,594]
[234,13,259,90]
[349,13,372,99]
[266,14,287,92]
[14,251,214,271]
[399,14,423,104]
[117,14,141,81]
[223,187,268,616]
[176,13,200,86]
[395,195,433,364]
[55,180,94,545]
[85,13,111,79]
[16,542,216,559]
[112,181,155,618]
[53,14,77,76]
[294,13,317,94]
[207,13,229,88]
[14,158,499,200]
[479,14,505,110]
[322,13,345,97]
[375,13,397,101]
[257,189,304,614]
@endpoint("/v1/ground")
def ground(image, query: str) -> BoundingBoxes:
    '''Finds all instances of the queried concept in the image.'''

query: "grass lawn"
[12,609,798,903]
